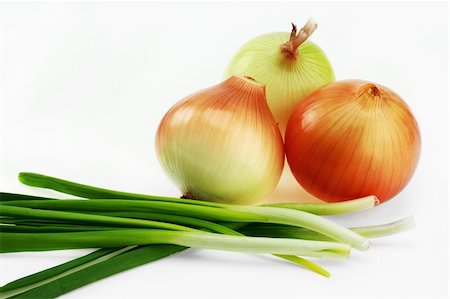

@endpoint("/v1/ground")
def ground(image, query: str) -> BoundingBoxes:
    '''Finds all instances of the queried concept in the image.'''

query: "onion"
[285,80,421,203]
[156,76,284,204]
[225,19,335,133]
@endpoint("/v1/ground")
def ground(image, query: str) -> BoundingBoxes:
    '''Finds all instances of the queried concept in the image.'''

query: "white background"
[0,1,448,298]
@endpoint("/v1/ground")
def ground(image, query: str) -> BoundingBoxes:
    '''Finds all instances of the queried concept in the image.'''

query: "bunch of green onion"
[0,172,414,298]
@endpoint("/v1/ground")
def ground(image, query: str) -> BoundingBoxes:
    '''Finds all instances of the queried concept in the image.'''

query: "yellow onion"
[225,19,335,133]
[285,80,421,203]
[155,76,284,204]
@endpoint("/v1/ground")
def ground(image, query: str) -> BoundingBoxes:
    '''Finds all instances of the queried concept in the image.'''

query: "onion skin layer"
[156,76,284,205]
[225,29,334,133]
[285,80,421,203]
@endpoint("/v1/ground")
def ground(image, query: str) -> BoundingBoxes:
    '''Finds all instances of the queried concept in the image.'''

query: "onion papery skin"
[225,24,335,133]
[285,80,421,203]
[156,76,284,205]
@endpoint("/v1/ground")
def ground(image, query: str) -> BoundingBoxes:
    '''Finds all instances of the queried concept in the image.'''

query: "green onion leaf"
[0,245,185,299]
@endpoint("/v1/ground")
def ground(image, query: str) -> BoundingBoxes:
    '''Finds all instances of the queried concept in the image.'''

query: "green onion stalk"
[0,216,414,299]
[15,172,379,214]
[0,193,337,277]
[1,198,370,251]
[0,172,415,299]
[0,228,350,258]
[6,173,375,250]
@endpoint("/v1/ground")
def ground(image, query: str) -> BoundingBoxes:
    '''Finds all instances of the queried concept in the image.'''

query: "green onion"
[0,217,414,298]
[1,201,332,277]
[0,229,351,258]
[0,199,264,222]
[3,216,411,240]
[263,195,379,215]
[1,199,369,250]
[1,214,413,298]
[17,172,222,207]
[68,211,241,235]
[237,216,416,240]
[228,205,370,250]
[0,247,124,293]
[0,193,57,202]
[0,205,198,232]
[0,218,65,226]
[0,223,126,232]
[351,216,415,239]
[0,245,184,299]
[1,172,411,298]
[17,173,378,214]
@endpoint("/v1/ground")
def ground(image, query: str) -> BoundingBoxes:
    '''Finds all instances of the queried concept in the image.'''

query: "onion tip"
[372,196,381,206]
[360,240,371,251]
[401,216,416,231]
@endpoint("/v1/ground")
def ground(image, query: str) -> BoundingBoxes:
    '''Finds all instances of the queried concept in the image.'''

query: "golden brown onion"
[285,80,421,203]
